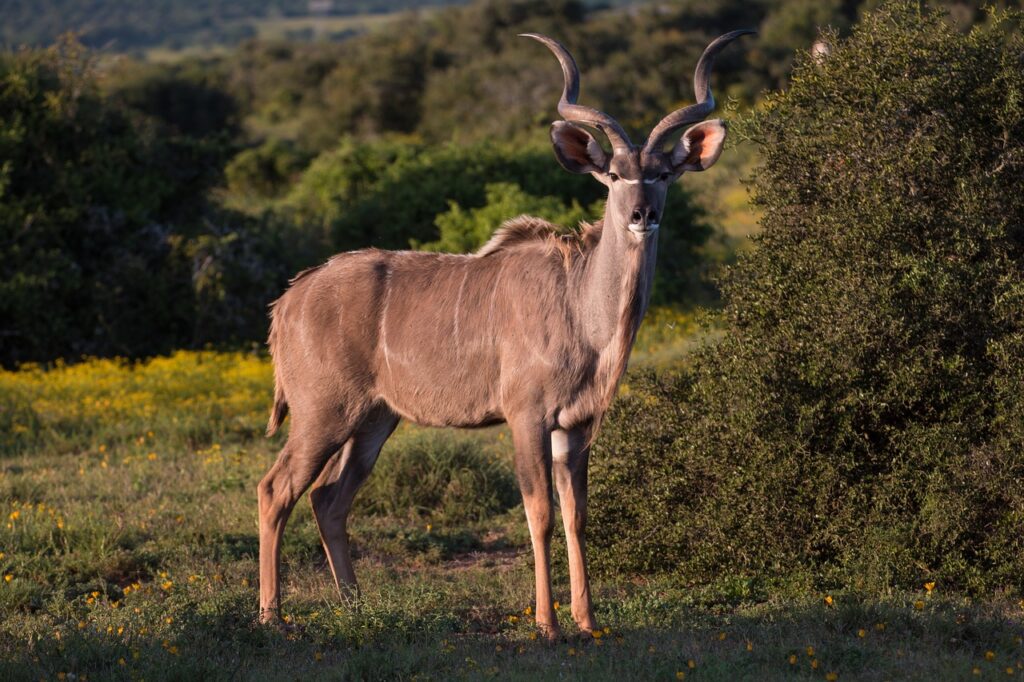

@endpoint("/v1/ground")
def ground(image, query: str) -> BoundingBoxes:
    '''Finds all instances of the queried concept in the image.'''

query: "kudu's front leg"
[551,427,598,633]
[510,416,560,640]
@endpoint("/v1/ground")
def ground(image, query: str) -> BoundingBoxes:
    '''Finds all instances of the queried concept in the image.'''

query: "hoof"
[258,610,303,633]
[537,623,563,643]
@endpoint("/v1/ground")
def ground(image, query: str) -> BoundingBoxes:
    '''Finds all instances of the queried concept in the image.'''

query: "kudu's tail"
[266,301,289,437]
[266,380,288,437]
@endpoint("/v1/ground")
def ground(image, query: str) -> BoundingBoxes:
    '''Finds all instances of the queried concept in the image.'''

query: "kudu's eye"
[659,172,671,181]
[608,172,620,182]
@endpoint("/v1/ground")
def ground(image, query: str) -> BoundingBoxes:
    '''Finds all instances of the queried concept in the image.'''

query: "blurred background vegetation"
[5,0,1008,367]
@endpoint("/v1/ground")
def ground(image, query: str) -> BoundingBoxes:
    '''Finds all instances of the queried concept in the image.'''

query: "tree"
[589,2,1024,593]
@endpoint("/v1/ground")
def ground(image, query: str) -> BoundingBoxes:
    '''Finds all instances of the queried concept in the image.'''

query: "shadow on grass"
[3,581,1021,682]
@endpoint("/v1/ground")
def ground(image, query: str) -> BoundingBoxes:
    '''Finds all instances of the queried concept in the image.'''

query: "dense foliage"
[149,0,847,152]
[0,41,217,364]
[590,3,1024,594]
[2,0,734,366]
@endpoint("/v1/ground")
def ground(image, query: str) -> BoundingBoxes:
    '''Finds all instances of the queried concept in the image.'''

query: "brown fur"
[476,215,601,269]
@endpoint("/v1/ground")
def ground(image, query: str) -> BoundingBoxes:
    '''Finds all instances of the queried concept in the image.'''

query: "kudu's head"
[523,30,754,242]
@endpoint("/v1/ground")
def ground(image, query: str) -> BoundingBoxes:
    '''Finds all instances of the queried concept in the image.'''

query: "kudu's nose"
[630,207,659,227]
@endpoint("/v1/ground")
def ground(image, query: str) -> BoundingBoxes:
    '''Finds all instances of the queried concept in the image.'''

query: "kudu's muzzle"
[627,205,660,238]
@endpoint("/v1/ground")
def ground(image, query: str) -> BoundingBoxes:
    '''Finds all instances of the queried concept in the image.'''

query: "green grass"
[2,353,1022,680]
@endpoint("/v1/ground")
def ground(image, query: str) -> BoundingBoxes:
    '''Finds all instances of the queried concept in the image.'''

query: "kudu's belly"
[374,328,505,428]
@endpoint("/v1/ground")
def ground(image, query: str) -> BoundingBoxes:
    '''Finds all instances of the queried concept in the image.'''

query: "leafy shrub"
[590,3,1024,595]
[224,140,309,199]
[420,181,597,253]
[357,430,518,523]
[281,137,712,304]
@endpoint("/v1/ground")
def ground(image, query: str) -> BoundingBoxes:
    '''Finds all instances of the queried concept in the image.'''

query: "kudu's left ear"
[670,119,727,172]
[550,121,608,174]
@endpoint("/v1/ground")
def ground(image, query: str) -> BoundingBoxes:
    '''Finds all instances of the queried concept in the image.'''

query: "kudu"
[258,29,753,638]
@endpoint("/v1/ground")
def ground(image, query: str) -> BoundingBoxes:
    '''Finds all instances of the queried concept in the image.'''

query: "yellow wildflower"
[914,600,925,610]
[3,574,12,583]
[553,600,560,610]
[648,645,656,653]
[718,631,726,641]
[924,581,935,593]
[857,629,866,638]
[676,673,685,680]
[826,673,838,681]
[789,654,797,665]
[9,510,19,520]
[807,646,815,657]
[314,651,323,662]
[746,640,753,651]
[687,659,696,669]
[824,595,834,606]
[987,651,996,661]
[811,659,820,670]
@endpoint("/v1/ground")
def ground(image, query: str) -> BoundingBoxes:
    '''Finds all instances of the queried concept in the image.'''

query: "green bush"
[357,430,518,523]
[0,39,315,365]
[280,137,712,304]
[590,3,1024,595]
[420,181,596,253]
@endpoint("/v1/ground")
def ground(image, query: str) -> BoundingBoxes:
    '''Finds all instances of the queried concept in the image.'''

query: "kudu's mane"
[476,215,603,268]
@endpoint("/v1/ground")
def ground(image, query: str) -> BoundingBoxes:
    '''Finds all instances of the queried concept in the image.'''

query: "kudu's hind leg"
[511,415,560,640]
[310,406,399,597]
[257,411,360,624]
[552,427,598,633]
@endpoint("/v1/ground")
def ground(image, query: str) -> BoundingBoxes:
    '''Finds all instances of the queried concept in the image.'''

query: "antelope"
[257,29,753,639]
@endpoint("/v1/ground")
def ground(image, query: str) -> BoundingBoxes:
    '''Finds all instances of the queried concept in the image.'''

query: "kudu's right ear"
[550,121,608,174]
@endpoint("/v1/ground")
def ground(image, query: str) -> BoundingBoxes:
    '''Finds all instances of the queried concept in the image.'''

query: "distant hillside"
[0,0,467,50]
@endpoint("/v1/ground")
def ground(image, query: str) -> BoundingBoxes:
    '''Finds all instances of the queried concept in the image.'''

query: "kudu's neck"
[573,202,658,357]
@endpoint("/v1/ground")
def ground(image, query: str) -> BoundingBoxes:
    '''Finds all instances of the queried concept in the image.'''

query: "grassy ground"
[2,350,1022,680]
